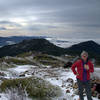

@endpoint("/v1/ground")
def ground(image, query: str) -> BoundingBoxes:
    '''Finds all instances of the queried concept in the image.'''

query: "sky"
[0,0,100,39]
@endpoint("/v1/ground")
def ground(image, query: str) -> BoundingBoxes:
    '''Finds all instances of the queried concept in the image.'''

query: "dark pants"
[77,79,93,100]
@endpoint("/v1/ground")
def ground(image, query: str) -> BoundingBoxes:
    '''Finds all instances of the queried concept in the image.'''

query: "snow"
[8,65,37,74]
[6,41,15,45]
[0,65,100,100]
[92,67,100,79]
[0,92,32,100]
[0,93,8,100]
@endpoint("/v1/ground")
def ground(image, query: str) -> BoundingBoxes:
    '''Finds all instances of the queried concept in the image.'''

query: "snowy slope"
[0,65,99,100]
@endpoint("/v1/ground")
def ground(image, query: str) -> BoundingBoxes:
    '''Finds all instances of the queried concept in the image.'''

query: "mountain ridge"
[65,40,100,57]
[0,38,64,57]
[0,38,100,61]
[0,36,48,47]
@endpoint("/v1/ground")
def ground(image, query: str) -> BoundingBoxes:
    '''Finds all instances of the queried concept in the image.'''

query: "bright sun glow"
[9,16,38,26]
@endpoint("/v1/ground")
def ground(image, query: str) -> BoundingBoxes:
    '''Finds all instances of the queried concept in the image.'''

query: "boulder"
[66,78,74,84]
[98,94,100,99]
[63,98,67,100]
[73,89,79,95]
[66,89,70,93]
[0,72,6,76]
[19,74,25,77]
[91,79,100,93]
[63,62,72,68]
[63,98,66,100]
[92,91,97,97]
[73,82,78,89]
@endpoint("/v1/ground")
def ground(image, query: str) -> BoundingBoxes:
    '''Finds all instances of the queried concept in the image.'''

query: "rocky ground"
[0,64,100,100]
[0,53,100,100]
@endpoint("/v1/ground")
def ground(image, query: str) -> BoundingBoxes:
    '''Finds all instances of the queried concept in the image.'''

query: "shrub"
[2,57,32,65]
[0,77,62,99]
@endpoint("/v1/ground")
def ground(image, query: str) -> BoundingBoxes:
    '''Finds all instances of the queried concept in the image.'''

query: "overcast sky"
[0,0,100,39]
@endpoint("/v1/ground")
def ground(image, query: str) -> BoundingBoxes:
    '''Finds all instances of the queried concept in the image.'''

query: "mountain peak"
[78,40,99,46]
[66,40,100,58]
[0,38,64,57]
[69,40,100,49]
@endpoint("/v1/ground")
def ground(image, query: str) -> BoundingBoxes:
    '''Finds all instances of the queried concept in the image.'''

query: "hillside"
[0,36,47,47]
[65,40,100,59]
[0,38,65,57]
[0,51,99,100]
[0,40,100,100]
[0,39,100,62]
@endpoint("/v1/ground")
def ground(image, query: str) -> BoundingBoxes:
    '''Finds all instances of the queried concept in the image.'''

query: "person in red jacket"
[71,51,94,100]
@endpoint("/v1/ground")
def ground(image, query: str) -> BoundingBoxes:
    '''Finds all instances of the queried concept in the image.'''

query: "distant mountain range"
[0,36,48,47]
[0,38,100,61]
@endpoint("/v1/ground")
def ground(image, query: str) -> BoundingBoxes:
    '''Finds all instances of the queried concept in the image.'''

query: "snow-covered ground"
[0,65,100,100]
[0,92,32,100]
[8,65,37,74]
[92,68,100,79]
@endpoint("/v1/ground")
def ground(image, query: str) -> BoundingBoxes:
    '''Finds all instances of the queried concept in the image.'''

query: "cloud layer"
[0,0,100,38]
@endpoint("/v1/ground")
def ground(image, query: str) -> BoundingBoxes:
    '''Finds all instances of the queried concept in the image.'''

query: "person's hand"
[84,64,89,70]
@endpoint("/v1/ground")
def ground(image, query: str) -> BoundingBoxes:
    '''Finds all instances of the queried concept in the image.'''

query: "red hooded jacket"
[71,59,94,81]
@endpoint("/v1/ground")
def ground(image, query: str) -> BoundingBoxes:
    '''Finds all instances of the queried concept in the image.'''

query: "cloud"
[75,24,100,28]
[0,27,7,30]
[0,21,21,27]
[25,24,58,31]
[0,0,100,39]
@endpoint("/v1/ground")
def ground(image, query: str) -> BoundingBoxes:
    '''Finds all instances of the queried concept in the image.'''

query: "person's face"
[81,54,88,61]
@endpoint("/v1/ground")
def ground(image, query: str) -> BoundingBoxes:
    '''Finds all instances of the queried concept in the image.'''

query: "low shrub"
[0,77,62,99]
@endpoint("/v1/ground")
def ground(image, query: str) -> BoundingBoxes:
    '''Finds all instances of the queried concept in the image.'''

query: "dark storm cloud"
[0,0,100,38]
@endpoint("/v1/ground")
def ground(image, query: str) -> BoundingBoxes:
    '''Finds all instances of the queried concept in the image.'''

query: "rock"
[95,79,100,84]
[73,82,78,89]
[62,85,65,88]
[0,72,6,76]
[63,98,66,100]
[95,83,100,93]
[98,94,100,99]
[56,77,59,80]
[91,79,100,93]
[24,71,28,74]
[91,84,96,92]
[66,89,70,93]
[74,89,79,95]
[25,70,28,73]
[19,74,25,77]
[66,78,74,84]
[32,72,34,75]
[0,77,8,81]
[68,84,72,87]
[92,91,97,97]
[90,79,100,98]
[63,62,72,68]
[91,79,100,84]
[71,94,75,97]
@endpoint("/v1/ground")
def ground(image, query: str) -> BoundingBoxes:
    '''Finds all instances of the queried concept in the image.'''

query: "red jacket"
[71,59,94,81]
